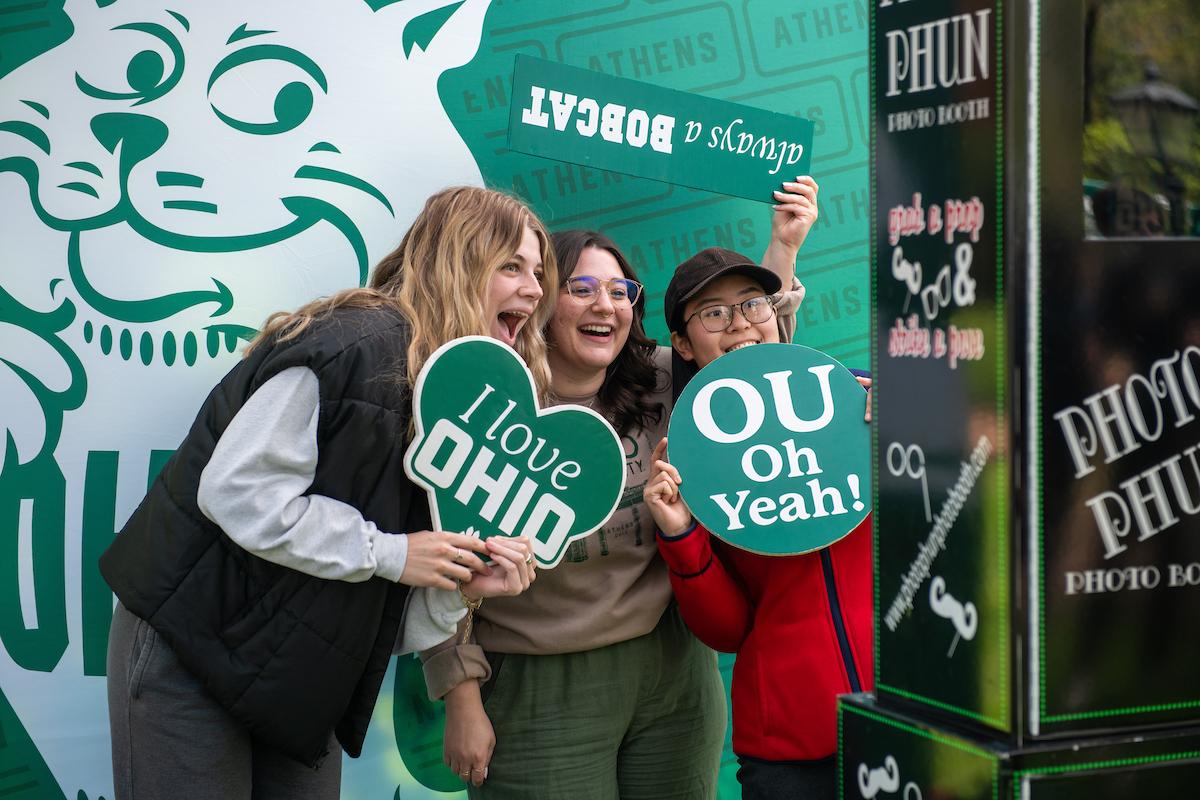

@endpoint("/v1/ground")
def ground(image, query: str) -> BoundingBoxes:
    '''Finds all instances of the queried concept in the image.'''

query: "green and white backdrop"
[0,1,869,796]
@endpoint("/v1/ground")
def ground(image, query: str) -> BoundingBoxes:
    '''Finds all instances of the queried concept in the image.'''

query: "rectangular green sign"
[507,55,814,203]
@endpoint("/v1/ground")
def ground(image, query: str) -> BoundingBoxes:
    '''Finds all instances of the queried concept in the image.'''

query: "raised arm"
[760,175,820,288]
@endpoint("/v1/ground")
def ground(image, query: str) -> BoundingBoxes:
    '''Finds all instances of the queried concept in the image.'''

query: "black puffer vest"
[100,306,428,767]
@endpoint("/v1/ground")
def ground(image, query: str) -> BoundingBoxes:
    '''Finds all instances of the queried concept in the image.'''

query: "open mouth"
[497,310,530,343]
[579,323,614,341]
[724,340,760,354]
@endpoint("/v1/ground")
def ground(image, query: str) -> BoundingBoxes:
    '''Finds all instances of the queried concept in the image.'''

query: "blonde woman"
[100,187,550,800]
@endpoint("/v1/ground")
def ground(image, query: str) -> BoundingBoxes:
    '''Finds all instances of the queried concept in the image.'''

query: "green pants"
[472,605,726,800]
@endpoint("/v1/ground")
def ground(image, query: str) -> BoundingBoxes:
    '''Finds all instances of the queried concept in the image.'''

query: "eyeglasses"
[563,275,643,305]
[684,295,776,333]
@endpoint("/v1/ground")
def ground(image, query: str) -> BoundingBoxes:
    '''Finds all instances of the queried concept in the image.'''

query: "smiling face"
[484,225,545,348]
[671,274,780,370]
[547,246,635,393]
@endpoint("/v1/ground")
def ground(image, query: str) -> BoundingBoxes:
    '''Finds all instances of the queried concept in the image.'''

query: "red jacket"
[656,516,873,762]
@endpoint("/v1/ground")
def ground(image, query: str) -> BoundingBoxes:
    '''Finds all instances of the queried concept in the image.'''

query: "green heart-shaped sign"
[405,336,626,567]
[668,343,870,555]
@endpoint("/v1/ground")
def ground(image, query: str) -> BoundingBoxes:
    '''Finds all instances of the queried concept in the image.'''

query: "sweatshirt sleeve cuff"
[425,587,468,630]
[656,522,714,576]
[774,275,804,344]
[420,642,492,700]
[657,521,697,541]
[400,587,468,654]
[371,531,409,583]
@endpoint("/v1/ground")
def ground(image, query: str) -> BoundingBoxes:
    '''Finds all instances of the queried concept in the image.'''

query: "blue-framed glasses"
[563,275,643,305]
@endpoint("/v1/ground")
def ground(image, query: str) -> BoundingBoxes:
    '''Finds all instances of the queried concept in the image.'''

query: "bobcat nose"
[90,112,167,168]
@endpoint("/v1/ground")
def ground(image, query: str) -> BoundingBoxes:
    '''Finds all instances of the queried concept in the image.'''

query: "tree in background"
[1083,0,1200,210]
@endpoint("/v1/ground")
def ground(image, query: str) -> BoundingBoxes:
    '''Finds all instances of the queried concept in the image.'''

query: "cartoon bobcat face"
[1,0,489,461]
[5,0,489,361]
[0,0,490,795]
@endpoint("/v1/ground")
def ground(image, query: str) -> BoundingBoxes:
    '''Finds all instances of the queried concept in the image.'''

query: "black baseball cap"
[663,247,782,334]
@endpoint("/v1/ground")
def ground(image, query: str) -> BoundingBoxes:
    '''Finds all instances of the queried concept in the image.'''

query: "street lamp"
[1110,61,1199,236]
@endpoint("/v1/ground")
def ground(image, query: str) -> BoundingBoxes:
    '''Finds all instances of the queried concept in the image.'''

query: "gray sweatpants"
[106,603,342,800]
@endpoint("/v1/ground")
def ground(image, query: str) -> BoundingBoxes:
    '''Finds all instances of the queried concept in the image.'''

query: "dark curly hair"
[548,230,666,437]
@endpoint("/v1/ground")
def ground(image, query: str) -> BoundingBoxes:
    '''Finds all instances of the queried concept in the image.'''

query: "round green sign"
[667,343,870,555]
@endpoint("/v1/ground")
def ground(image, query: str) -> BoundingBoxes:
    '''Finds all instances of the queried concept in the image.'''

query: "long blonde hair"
[247,187,556,396]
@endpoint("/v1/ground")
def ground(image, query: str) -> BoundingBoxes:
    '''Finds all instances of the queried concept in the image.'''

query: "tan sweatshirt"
[421,282,803,698]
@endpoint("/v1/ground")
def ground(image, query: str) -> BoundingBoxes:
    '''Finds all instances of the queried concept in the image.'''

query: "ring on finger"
[453,548,464,563]
[524,553,534,565]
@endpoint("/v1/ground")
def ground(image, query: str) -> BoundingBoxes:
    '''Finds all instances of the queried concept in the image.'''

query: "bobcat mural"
[2,0,873,796]
[0,0,491,796]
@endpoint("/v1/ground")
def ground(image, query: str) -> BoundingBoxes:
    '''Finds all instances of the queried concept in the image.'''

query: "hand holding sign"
[667,343,870,555]
[404,337,626,568]
[460,535,538,600]
[644,438,693,537]
[771,176,821,252]
[398,531,491,590]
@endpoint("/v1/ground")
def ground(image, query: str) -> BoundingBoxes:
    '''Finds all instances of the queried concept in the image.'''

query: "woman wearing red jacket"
[645,251,873,800]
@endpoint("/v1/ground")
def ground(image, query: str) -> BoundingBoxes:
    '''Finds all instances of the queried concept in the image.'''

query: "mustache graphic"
[929,575,978,657]
[858,755,899,798]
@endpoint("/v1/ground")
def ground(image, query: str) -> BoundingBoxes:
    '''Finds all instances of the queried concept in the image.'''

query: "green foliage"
[1091,0,1200,117]
[1082,118,1135,183]
[1087,0,1200,204]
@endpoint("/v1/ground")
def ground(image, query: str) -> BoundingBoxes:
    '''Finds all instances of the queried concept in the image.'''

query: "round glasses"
[685,295,776,333]
[563,275,643,305]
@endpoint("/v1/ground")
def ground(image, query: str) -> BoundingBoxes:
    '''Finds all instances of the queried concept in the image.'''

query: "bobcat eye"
[208,45,327,136]
[75,22,183,106]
